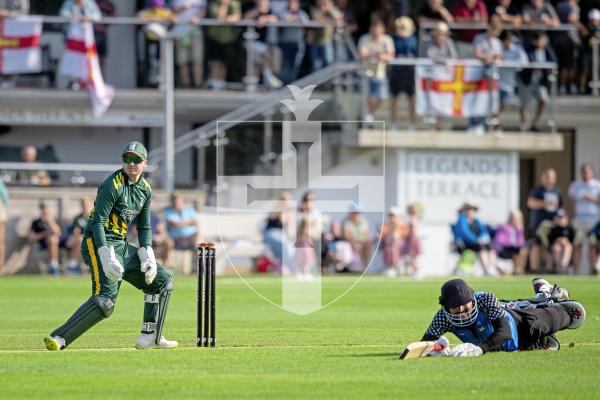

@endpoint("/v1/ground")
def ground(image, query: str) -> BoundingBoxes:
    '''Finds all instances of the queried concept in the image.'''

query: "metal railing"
[1,15,348,92]
[417,21,578,58]
[0,161,157,185]
[148,62,362,164]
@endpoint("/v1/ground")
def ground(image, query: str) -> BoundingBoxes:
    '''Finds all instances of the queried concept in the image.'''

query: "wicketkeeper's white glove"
[449,343,483,357]
[98,245,124,282]
[428,336,451,357]
[138,246,157,285]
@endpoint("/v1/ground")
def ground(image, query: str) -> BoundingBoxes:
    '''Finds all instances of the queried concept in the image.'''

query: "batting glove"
[429,336,451,357]
[138,246,157,285]
[449,343,483,357]
[98,246,124,282]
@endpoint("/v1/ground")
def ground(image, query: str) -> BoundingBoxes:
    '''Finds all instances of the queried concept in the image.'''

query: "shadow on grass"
[329,352,399,358]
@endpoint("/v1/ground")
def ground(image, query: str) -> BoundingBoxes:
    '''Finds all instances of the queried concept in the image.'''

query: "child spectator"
[294,218,316,281]
[388,17,418,131]
[548,209,575,273]
[402,203,423,278]
[379,207,407,277]
[358,18,395,128]
[493,209,527,274]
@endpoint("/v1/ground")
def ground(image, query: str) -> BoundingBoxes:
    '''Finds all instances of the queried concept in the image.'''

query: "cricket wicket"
[196,242,216,347]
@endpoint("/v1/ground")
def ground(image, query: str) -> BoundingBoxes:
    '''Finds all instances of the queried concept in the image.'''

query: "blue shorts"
[500,89,512,105]
[368,77,389,101]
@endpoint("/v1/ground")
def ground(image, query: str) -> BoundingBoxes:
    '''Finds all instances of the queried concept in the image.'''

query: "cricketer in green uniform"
[44,141,177,350]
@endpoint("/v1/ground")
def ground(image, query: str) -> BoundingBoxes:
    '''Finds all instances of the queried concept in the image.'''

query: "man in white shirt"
[568,164,600,274]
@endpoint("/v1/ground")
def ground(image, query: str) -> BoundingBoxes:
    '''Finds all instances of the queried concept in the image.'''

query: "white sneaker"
[385,268,397,278]
[532,277,552,297]
[263,70,282,88]
[364,114,375,129]
[560,301,586,329]
[532,277,569,300]
[136,333,178,349]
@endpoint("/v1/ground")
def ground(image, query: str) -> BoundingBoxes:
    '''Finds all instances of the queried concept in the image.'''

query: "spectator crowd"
[451,164,600,276]
[1,1,600,132]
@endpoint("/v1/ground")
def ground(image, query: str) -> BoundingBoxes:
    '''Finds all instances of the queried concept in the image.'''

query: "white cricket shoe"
[136,333,178,349]
[532,277,569,300]
[560,301,586,329]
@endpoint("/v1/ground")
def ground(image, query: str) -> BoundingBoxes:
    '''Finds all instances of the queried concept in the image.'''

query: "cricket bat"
[399,341,443,360]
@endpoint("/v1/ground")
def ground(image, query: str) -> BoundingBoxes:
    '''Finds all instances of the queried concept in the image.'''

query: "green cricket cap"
[122,141,147,161]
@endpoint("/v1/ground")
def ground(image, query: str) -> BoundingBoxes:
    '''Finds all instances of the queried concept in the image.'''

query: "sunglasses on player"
[122,154,144,164]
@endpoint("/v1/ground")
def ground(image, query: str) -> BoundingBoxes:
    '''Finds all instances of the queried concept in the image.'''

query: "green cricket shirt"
[84,169,153,249]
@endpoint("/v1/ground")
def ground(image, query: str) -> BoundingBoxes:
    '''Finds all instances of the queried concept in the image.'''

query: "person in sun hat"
[452,200,500,276]
[44,141,177,351]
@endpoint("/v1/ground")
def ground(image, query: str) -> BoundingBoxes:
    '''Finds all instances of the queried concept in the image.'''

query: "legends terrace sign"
[400,150,518,225]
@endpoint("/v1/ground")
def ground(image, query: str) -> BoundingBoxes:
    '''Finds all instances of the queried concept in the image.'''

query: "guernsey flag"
[59,22,114,118]
[416,61,499,118]
[0,16,42,74]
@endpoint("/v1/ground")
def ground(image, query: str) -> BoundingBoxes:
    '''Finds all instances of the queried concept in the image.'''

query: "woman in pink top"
[493,209,527,274]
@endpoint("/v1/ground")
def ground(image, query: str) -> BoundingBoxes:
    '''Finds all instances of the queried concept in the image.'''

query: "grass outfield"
[0,275,599,399]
